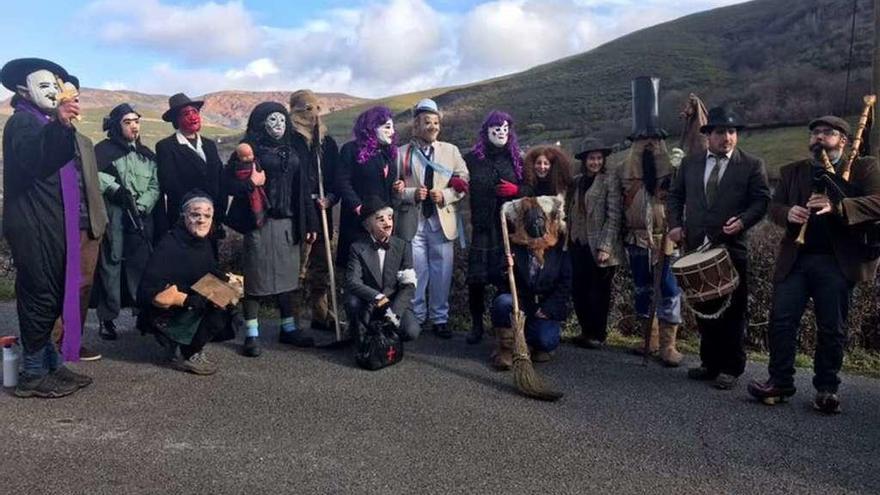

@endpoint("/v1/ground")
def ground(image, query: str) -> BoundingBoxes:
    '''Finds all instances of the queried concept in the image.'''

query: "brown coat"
[769,156,880,283]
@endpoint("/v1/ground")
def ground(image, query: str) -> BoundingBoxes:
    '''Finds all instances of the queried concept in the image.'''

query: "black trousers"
[768,254,853,392]
[243,290,296,320]
[695,254,748,377]
[180,306,239,358]
[570,241,616,342]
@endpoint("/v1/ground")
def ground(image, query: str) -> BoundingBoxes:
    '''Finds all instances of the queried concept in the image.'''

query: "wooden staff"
[313,123,343,343]
[843,94,876,181]
[795,149,834,245]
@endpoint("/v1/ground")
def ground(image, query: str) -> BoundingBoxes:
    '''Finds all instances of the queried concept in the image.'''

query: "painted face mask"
[120,112,141,142]
[177,106,202,135]
[524,207,547,239]
[488,122,509,147]
[264,111,286,140]
[375,119,394,145]
[20,69,60,111]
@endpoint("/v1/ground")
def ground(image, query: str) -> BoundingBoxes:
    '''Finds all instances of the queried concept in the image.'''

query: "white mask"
[375,119,394,145]
[264,111,286,140]
[19,69,60,111]
[488,122,509,147]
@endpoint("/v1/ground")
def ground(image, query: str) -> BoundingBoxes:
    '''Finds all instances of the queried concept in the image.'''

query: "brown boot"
[631,317,660,356]
[658,322,683,367]
[490,327,514,371]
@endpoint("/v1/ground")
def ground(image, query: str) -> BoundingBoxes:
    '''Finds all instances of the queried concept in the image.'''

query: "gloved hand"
[110,186,134,206]
[449,176,469,194]
[495,179,519,198]
[184,292,209,311]
[383,307,401,328]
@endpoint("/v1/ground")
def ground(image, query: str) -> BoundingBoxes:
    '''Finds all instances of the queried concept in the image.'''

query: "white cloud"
[100,81,128,91]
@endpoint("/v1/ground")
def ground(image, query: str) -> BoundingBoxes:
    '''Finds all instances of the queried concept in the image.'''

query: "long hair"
[353,105,397,165]
[523,145,573,195]
[472,110,522,180]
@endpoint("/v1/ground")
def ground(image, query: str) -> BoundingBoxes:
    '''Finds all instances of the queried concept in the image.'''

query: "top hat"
[700,106,746,133]
[0,58,68,91]
[162,92,204,122]
[630,76,667,140]
[574,137,613,161]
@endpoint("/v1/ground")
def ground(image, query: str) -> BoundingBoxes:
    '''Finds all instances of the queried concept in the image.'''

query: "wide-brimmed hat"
[700,106,746,133]
[808,115,851,138]
[574,137,613,160]
[162,92,204,122]
[0,57,68,91]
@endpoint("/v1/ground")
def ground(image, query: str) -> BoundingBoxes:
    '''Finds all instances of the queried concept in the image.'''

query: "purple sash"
[15,101,82,361]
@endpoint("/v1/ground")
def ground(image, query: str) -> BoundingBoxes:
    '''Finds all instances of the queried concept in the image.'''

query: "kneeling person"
[137,191,240,375]
[345,197,420,342]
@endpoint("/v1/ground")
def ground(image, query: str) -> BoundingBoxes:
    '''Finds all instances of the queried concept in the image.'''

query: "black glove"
[184,292,209,311]
[110,186,134,206]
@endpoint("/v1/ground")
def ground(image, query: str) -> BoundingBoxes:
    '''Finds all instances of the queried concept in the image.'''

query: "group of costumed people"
[2,59,879,415]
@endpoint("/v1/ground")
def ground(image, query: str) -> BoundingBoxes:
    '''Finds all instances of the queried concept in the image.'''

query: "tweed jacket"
[393,140,469,241]
[566,168,623,267]
[769,156,880,283]
[667,148,770,259]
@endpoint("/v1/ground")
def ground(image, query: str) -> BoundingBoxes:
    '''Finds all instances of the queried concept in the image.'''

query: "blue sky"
[0,0,746,98]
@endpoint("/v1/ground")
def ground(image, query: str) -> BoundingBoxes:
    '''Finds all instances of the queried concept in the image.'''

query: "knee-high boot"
[659,322,683,367]
[490,327,514,371]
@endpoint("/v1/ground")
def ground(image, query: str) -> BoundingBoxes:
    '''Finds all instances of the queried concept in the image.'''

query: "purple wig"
[352,105,398,165]
[472,110,523,181]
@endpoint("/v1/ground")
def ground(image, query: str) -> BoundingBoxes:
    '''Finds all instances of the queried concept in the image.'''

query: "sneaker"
[99,320,118,340]
[812,391,842,415]
[532,350,553,363]
[747,379,797,405]
[713,373,738,390]
[173,352,218,375]
[279,330,315,347]
[242,336,262,357]
[79,346,102,362]
[433,323,452,339]
[52,366,93,388]
[687,366,719,381]
[14,373,79,398]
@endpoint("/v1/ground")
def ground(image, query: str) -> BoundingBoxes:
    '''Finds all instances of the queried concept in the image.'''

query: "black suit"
[667,148,770,376]
[154,133,225,237]
[345,236,420,341]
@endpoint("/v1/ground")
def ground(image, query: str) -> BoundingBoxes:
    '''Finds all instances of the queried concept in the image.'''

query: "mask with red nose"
[177,105,202,135]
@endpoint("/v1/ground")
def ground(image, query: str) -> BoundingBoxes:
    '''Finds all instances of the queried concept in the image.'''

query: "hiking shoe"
[687,366,719,381]
[532,350,553,363]
[79,346,102,362]
[279,330,315,348]
[433,323,452,339]
[52,366,93,388]
[99,320,118,340]
[173,352,217,376]
[747,379,797,405]
[714,373,738,390]
[812,391,842,415]
[14,373,79,398]
[242,336,262,358]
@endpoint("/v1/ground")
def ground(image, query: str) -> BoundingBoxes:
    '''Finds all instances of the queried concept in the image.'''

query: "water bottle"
[2,336,20,388]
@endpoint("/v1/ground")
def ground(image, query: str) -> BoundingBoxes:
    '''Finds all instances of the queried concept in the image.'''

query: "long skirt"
[243,217,301,297]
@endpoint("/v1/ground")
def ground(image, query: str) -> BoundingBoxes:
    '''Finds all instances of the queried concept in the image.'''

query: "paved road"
[1,305,878,494]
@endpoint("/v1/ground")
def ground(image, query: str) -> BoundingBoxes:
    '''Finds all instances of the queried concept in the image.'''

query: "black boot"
[99,320,118,340]
[466,316,484,345]
[242,336,262,357]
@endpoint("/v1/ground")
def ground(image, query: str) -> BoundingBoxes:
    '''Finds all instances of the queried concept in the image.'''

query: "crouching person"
[137,191,240,375]
[490,196,571,369]
[345,197,420,344]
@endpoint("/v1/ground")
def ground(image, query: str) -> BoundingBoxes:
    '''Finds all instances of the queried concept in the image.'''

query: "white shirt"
[703,150,732,190]
[176,131,206,162]
[370,235,387,276]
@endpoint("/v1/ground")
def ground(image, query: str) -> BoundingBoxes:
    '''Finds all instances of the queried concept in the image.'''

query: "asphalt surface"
[1,304,879,495]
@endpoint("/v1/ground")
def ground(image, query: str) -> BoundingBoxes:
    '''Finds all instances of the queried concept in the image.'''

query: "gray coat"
[566,168,623,267]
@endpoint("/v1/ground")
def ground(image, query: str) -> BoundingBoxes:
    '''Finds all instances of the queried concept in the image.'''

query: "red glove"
[495,179,519,198]
[449,176,469,194]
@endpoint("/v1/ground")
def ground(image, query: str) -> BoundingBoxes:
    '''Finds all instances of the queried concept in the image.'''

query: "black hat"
[103,103,140,132]
[809,115,851,138]
[574,137,613,161]
[65,75,80,90]
[162,92,204,122]
[0,58,68,91]
[630,76,667,140]
[360,196,392,220]
[700,106,746,133]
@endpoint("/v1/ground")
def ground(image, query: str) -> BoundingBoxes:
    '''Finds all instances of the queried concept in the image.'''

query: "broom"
[499,208,564,402]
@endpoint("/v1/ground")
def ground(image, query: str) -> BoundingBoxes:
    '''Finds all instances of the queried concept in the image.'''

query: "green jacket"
[96,141,160,214]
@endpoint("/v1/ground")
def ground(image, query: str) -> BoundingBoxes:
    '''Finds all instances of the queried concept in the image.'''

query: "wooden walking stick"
[499,206,563,402]
[643,202,668,366]
[313,123,344,343]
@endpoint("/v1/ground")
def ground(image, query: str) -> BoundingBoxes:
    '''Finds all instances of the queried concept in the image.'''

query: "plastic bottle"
[2,336,20,388]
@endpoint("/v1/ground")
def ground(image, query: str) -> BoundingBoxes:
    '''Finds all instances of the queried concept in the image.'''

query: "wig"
[352,105,397,165]
[472,110,523,180]
[523,145,573,195]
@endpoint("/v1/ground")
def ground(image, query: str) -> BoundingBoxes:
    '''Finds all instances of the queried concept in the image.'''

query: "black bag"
[355,317,403,370]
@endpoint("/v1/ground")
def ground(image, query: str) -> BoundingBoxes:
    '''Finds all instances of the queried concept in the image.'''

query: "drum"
[671,247,739,303]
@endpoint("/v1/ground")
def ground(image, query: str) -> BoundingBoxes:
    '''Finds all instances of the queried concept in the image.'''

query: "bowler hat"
[574,137,613,161]
[1,58,68,91]
[162,92,204,122]
[809,115,851,138]
[360,196,392,220]
[700,107,745,133]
